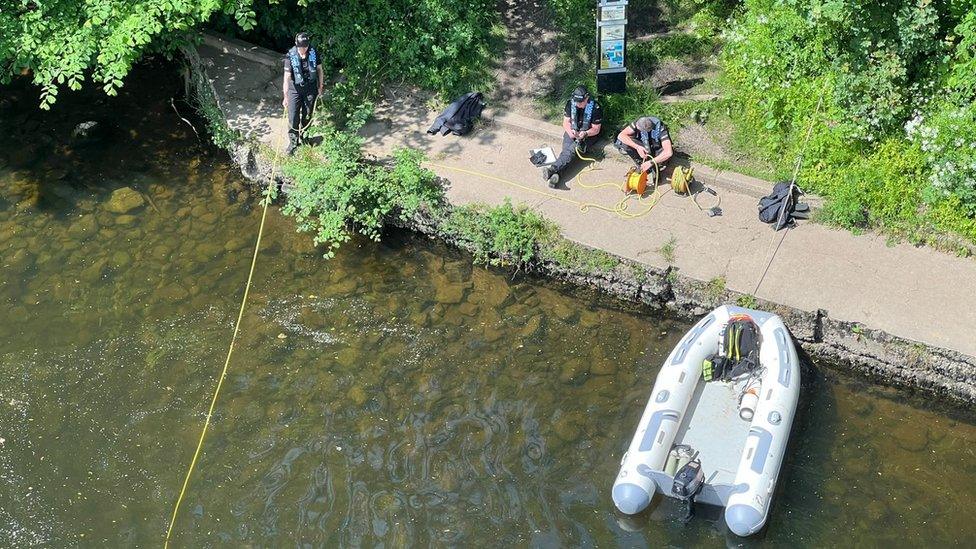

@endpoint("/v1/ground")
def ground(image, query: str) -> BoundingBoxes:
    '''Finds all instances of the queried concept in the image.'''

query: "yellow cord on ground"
[163,110,287,548]
[572,147,663,218]
[427,147,669,220]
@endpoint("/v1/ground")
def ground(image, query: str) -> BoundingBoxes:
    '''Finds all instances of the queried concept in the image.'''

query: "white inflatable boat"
[612,305,799,536]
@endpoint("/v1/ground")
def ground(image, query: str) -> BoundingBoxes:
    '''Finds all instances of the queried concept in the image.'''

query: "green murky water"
[2,64,975,547]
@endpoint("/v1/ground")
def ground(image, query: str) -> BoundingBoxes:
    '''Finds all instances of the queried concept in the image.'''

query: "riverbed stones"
[518,315,543,339]
[110,250,132,269]
[553,410,584,442]
[49,183,77,201]
[559,358,589,385]
[117,214,140,227]
[435,283,466,305]
[67,214,98,239]
[80,258,110,283]
[158,284,188,301]
[590,357,618,376]
[104,187,145,214]
[7,247,35,275]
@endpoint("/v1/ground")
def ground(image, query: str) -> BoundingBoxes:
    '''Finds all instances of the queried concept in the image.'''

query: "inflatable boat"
[612,305,799,536]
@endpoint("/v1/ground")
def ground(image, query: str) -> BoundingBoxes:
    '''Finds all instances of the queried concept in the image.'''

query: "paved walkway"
[196,33,976,359]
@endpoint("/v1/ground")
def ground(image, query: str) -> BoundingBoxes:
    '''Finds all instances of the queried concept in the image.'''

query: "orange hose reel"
[623,168,648,195]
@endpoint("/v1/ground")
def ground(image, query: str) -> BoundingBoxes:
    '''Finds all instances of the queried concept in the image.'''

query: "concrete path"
[196,34,976,359]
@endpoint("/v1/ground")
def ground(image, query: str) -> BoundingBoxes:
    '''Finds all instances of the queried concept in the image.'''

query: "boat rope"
[163,109,287,548]
[425,146,669,221]
[752,95,825,296]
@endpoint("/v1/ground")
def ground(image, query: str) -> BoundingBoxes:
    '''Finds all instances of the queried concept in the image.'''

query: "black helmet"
[295,32,310,47]
[571,86,589,102]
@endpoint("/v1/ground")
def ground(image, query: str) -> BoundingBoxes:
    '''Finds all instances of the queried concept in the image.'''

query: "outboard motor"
[672,459,705,522]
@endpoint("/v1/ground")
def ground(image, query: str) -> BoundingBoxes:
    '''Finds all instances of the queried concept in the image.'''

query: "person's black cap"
[572,86,589,102]
[295,32,310,47]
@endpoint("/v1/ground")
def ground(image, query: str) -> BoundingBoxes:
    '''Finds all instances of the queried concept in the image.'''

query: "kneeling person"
[615,116,673,174]
[543,86,603,188]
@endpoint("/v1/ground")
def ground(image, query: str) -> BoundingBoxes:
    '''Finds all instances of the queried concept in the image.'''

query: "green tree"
[0,0,256,108]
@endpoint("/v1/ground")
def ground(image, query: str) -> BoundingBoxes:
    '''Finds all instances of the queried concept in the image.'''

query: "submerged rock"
[104,187,145,214]
[67,214,98,239]
[559,358,589,385]
[79,258,110,283]
[553,410,585,442]
[71,121,100,140]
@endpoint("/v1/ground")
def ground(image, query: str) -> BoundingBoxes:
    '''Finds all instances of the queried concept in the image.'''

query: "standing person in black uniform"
[615,116,673,174]
[542,86,603,188]
[282,32,324,155]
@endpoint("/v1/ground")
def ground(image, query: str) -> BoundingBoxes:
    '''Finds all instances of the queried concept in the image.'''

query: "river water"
[1,63,975,547]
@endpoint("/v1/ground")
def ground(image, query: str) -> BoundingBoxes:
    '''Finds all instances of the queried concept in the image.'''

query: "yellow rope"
[163,110,286,548]
[426,147,669,220]
[572,146,664,218]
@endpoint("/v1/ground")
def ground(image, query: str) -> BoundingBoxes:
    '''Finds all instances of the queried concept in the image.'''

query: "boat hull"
[612,305,800,537]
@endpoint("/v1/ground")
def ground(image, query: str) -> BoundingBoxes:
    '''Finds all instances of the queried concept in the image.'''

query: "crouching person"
[615,116,673,174]
[542,86,603,188]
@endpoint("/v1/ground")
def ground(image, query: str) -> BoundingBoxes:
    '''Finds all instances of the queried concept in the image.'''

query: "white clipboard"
[529,147,557,166]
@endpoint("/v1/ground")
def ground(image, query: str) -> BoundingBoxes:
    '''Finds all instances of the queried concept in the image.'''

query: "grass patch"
[543,240,620,274]
[631,262,648,284]
[706,276,726,300]
[736,293,758,309]
[628,32,718,80]
[658,236,677,264]
[444,199,558,271]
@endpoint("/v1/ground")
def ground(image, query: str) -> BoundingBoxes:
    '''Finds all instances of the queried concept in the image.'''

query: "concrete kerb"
[200,31,280,68]
[185,37,976,406]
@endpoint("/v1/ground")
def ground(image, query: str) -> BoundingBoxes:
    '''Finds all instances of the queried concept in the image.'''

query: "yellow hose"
[426,144,669,220]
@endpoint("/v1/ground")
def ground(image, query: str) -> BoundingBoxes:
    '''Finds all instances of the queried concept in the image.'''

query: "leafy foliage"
[444,200,558,270]
[216,0,503,110]
[721,0,976,242]
[5,0,502,116]
[1,0,255,109]
[543,240,620,274]
[280,128,443,258]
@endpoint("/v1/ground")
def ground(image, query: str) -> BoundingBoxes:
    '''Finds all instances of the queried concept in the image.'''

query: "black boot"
[286,134,298,156]
[542,166,559,188]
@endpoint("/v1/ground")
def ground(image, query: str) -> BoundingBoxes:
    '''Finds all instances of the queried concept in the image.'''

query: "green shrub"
[543,240,620,274]
[1,0,255,108]
[909,104,976,216]
[819,178,869,229]
[444,200,558,270]
[719,0,976,245]
[281,129,442,258]
[217,0,503,112]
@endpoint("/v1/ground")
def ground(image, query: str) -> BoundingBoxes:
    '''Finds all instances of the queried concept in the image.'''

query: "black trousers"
[615,138,662,168]
[552,133,598,173]
[287,88,317,140]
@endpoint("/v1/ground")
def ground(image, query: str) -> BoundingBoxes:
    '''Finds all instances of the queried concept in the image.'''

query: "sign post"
[596,0,628,94]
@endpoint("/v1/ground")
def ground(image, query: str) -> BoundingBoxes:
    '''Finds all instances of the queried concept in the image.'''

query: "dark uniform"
[551,97,604,174]
[284,45,318,148]
[615,117,670,168]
